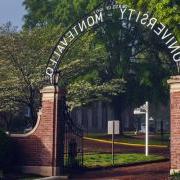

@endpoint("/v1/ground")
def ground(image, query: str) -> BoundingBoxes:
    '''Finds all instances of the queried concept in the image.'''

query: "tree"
[1,0,178,132]
[0,23,62,128]
[23,0,57,29]
[21,0,179,133]
[95,4,178,131]
[23,0,179,37]
[59,32,126,109]
[23,0,102,29]
[117,0,180,39]
[0,23,126,129]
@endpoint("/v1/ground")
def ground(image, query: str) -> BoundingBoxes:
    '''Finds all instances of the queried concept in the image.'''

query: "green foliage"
[21,0,179,113]
[1,0,179,125]
[23,0,56,28]
[58,31,127,109]
[23,0,102,28]
[23,0,179,39]
[0,23,64,126]
[117,0,180,40]
[171,172,180,180]
[0,130,13,171]
[67,78,125,109]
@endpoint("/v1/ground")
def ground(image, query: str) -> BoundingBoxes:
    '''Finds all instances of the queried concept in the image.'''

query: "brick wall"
[168,76,180,174]
[170,92,180,171]
[11,86,65,176]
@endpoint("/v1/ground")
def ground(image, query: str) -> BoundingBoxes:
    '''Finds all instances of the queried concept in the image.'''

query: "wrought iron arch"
[45,0,180,83]
[46,0,117,83]
[44,0,179,171]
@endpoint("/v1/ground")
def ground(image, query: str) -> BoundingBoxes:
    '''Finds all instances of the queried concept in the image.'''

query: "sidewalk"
[71,161,170,180]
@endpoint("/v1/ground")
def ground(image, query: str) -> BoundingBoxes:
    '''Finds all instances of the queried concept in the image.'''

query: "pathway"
[71,161,170,180]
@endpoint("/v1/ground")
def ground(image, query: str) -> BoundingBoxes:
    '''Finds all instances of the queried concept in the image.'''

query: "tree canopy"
[0,0,179,130]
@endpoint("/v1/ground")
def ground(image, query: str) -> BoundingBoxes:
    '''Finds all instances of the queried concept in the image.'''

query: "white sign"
[108,120,120,135]
[134,108,146,115]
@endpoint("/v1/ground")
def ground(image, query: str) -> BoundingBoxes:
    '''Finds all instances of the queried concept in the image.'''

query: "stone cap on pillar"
[41,86,66,100]
[167,76,180,93]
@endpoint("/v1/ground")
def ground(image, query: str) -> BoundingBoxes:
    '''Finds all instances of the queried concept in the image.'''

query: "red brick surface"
[170,92,180,170]
[12,87,64,168]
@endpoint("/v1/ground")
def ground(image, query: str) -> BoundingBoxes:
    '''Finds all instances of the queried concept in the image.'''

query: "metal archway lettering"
[46,0,180,82]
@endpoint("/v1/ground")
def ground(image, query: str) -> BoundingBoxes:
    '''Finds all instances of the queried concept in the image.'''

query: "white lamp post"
[134,101,149,156]
[149,117,154,121]
[145,101,149,156]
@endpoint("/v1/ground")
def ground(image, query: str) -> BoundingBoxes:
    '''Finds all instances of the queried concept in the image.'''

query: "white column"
[77,108,82,125]
[107,105,113,120]
[97,101,103,130]
[87,108,93,130]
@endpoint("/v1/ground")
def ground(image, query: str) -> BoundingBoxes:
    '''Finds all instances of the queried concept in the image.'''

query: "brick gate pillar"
[168,76,180,174]
[11,86,65,177]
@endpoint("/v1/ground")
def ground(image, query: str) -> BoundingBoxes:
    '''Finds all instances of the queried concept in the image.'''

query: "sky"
[0,0,26,29]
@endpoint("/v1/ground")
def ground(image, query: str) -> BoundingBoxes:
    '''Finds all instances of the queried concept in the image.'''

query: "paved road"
[84,139,169,157]
[71,161,170,180]
[74,138,170,179]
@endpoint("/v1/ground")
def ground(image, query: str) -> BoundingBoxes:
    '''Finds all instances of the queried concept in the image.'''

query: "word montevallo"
[46,4,180,78]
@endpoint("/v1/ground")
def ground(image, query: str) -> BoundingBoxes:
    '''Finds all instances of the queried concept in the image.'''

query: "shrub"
[171,172,180,180]
[0,129,13,171]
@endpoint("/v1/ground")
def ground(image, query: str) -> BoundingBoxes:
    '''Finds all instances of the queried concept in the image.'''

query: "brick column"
[168,76,180,175]
[11,86,65,176]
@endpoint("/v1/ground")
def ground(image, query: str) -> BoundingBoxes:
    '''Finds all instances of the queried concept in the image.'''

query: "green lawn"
[0,154,165,177]
[84,153,165,168]
[87,133,170,146]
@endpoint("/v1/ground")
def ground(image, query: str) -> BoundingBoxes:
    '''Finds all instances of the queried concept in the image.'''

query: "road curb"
[81,158,170,172]
[36,176,68,180]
